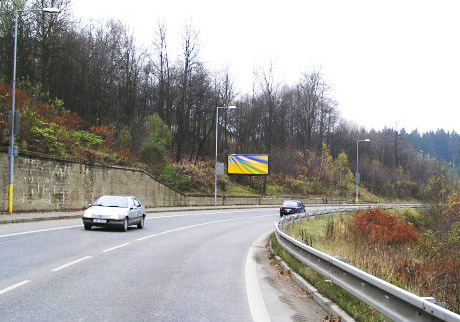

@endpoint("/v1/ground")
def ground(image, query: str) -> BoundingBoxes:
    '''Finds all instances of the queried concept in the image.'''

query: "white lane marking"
[145,209,276,220]
[0,209,277,238]
[0,280,31,295]
[138,214,273,241]
[0,225,83,238]
[102,243,130,253]
[245,234,272,322]
[51,256,92,272]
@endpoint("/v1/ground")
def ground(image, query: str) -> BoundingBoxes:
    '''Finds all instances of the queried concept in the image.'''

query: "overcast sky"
[72,0,460,133]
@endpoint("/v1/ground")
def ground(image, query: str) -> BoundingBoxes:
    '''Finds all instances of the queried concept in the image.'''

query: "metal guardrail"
[275,205,460,322]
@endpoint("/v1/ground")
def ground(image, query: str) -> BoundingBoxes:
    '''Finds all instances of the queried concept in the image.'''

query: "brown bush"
[353,208,418,244]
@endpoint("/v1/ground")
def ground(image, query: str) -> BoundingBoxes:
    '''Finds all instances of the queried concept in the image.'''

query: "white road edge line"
[137,214,273,241]
[0,280,31,295]
[102,243,130,253]
[0,225,83,238]
[51,256,92,272]
[245,233,272,322]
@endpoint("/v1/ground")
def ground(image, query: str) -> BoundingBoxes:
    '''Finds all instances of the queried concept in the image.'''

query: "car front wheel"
[84,224,91,230]
[121,217,128,232]
[137,216,145,229]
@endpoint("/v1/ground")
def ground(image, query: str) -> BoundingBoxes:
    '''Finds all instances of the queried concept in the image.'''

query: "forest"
[0,0,458,200]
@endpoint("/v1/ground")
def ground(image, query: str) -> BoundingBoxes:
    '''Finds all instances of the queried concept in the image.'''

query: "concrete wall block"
[0,151,186,211]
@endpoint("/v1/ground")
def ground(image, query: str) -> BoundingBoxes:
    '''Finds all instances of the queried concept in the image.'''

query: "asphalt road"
[0,207,330,322]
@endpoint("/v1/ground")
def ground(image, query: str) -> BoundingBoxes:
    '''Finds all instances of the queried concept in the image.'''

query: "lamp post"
[215,106,236,206]
[8,7,60,214]
[355,139,370,204]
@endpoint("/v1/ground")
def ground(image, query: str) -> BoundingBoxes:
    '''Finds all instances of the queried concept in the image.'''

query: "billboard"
[227,154,270,175]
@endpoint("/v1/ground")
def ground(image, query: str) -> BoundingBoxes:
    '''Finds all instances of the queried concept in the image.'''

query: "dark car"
[279,200,305,217]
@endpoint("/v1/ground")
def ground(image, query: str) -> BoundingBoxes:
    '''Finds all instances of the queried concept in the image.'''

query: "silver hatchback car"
[82,195,145,231]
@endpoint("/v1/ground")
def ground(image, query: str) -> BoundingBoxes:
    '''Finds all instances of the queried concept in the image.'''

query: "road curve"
[0,207,329,322]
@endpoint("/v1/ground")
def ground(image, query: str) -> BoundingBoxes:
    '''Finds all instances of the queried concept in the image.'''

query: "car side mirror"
[88,203,92,207]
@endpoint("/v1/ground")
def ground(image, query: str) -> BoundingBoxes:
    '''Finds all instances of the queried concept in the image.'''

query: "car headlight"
[110,214,122,220]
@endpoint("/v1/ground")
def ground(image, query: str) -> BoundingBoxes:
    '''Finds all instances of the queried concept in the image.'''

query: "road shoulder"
[251,232,331,322]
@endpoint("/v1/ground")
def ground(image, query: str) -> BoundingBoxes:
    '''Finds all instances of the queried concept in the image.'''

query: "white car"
[82,195,145,231]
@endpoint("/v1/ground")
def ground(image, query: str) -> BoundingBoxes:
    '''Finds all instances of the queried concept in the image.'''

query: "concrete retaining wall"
[0,151,185,212]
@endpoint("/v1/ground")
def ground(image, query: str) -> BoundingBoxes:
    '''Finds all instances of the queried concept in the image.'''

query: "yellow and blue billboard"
[227,154,270,175]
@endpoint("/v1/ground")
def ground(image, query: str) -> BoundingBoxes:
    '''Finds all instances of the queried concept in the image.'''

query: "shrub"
[266,183,285,196]
[140,114,171,165]
[89,125,114,147]
[353,209,418,244]
[72,130,103,148]
[160,165,190,191]
[30,123,66,155]
[394,208,425,229]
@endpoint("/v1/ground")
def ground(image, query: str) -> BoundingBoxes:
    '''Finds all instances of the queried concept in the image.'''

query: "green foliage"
[335,150,354,181]
[17,78,50,103]
[140,114,171,165]
[317,143,334,183]
[117,126,132,149]
[392,208,426,230]
[30,123,66,155]
[71,131,103,148]
[266,183,286,196]
[420,174,452,204]
[160,164,190,191]
[446,222,460,251]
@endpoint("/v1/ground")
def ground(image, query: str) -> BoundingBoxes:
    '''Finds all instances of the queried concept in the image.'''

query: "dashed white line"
[137,214,273,241]
[0,225,82,238]
[0,280,31,295]
[51,256,92,272]
[145,209,275,220]
[102,243,130,253]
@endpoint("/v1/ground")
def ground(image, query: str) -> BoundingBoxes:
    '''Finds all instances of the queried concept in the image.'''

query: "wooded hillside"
[0,0,455,199]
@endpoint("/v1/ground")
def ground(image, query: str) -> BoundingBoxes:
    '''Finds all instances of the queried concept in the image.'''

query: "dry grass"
[287,209,460,313]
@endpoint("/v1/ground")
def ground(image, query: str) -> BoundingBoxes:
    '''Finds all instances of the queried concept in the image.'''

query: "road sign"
[216,162,224,176]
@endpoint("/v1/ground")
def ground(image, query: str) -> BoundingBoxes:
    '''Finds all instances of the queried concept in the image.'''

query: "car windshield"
[93,196,129,208]
[283,201,299,207]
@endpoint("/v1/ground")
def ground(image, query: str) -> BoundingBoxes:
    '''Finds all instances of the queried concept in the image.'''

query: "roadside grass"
[225,181,259,196]
[266,183,287,196]
[334,179,387,204]
[286,213,423,293]
[280,208,460,314]
[270,234,389,322]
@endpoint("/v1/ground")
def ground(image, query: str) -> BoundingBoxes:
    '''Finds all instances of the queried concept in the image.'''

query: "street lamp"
[215,105,236,206]
[8,7,60,214]
[355,139,370,204]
